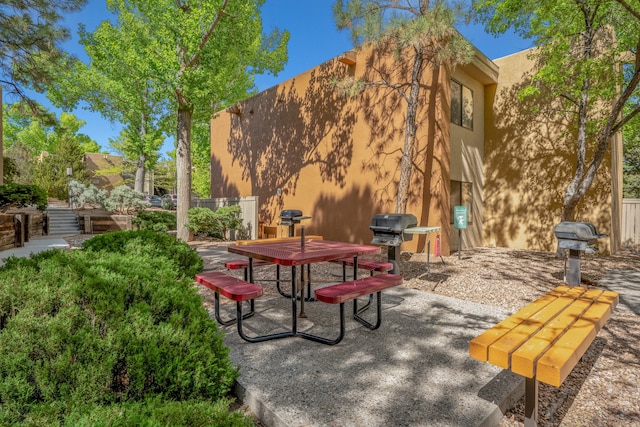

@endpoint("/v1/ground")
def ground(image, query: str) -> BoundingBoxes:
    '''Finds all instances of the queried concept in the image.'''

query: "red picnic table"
[227,238,381,343]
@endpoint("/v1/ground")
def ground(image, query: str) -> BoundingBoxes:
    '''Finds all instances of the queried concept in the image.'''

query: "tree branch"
[615,0,640,21]
[183,0,231,71]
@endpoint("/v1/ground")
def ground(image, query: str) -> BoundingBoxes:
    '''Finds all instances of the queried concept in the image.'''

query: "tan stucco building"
[209,40,622,255]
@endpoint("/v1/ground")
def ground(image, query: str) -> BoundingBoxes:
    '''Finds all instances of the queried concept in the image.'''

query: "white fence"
[622,198,640,246]
[192,196,259,240]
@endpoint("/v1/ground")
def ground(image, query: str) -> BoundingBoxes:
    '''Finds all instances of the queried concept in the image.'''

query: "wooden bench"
[301,274,402,345]
[197,271,294,343]
[469,285,618,426]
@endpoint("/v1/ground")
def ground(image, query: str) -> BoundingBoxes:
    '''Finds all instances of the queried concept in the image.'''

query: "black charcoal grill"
[369,213,418,274]
[279,209,306,237]
[553,221,607,286]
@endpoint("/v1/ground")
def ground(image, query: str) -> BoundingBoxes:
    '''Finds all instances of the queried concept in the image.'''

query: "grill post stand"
[387,246,399,275]
[566,249,581,286]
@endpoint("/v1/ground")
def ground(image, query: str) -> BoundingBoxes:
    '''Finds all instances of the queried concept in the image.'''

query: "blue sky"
[24,0,531,157]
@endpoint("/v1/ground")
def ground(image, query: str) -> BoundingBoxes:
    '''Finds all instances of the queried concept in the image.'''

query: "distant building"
[209,40,622,254]
[82,153,125,191]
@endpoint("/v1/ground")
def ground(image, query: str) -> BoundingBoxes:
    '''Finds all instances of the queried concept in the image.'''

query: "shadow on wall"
[357,43,450,252]
[485,70,612,251]
[311,185,379,244]
[224,60,357,225]
[210,155,241,198]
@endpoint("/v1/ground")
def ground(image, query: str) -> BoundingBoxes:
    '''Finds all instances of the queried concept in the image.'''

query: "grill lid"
[369,213,418,245]
[280,209,303,220]
[553,221,607,242]
[369,213,418,233]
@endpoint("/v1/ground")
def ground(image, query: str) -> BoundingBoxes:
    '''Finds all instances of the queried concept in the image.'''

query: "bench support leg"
[235,299,293,343]
[298,302,347,345]
[353,291,382,330]
[214,293,255,326]
[524,377,538,427]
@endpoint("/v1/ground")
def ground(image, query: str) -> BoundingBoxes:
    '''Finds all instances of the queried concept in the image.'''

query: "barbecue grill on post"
[553,221,607,286]
[369,213,418,274]
[279,209,309,237]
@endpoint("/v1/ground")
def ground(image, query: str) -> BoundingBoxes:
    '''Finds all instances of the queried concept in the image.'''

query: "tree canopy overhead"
[0,0,87,102]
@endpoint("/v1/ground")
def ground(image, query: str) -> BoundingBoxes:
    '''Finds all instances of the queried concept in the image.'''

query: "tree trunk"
[396,48,424,214]
[176,105,193,242]
[134,109,148,193]
[134,152,146,193]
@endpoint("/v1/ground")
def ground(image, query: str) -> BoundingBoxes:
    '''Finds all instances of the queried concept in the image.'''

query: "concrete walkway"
[221,288,521,427]
[0,235,69,266]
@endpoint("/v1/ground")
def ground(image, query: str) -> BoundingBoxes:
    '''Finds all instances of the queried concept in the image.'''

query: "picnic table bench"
[310,273,403,345]
[469,284,618,426]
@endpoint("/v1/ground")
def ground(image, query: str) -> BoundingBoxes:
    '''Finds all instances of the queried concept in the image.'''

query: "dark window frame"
[450,79,473,130]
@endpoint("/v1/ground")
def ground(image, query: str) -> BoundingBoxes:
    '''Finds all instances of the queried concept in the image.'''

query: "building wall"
[483,50,621,252]
[210,41,455,253]
[83,153,125,191]
[449,59,495,250]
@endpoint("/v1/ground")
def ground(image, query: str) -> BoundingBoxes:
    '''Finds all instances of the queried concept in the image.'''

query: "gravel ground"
[68,235,640,426]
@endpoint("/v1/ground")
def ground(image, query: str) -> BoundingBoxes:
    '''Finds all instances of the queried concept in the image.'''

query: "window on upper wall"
[450,79,473,130]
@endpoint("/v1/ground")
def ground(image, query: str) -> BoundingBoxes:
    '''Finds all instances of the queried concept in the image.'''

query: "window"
[450,80,473,130]
[450,181,473,225]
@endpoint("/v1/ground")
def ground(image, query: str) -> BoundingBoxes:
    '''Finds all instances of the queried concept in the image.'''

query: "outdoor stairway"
[47,207,80,236]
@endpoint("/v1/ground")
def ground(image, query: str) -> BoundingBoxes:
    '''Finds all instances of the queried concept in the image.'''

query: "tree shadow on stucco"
[310,185,379,244]
[356,43,450,250]
[485,71,613,251]
[224,60,357,225]
[210,155,241,197]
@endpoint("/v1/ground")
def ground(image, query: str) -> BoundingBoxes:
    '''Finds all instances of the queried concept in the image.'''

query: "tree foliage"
[333,0,473,213]
[0,0,87,102]
[2,102,98,190]
[107,0,289,241]
[475,0,640,220]
[47,7,167,193]
[623,107,640,197]
[0,183,47,212]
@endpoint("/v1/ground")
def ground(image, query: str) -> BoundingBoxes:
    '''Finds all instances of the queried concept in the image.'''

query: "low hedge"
[81,230,203,279]
[0,232,248,426]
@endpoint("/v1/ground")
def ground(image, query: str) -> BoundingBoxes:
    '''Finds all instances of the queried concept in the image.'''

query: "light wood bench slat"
[510,288,603,378]
[535,290,619,386]
[470,285,618,387]
[488,286,586,368]
[469,285,570,363]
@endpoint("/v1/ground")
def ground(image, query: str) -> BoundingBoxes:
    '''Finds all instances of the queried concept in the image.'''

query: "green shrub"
[161,198,175,210]
[0,241,243,426]
[63,397,252,426]
[102,186,149,214]
[81,230,203,279]
[186,205,247,240]
[0,183,48,213]
[185,207,222,238]
[69,180,106,209]
[132,210,177,232]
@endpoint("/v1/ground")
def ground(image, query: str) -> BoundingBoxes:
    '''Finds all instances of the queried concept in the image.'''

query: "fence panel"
[192,196,258,240]
[622,198,640,247]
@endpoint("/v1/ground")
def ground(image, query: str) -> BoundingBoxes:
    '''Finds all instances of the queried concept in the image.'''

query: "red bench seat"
[301,274,402,345]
